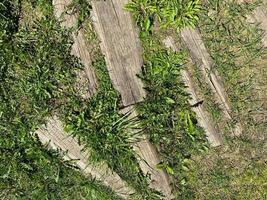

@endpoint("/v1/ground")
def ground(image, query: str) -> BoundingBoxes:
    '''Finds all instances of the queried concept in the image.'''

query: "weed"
[126,1,208,198]
[59,51,160,200]
[66,0,92,30]
[0,1,121,199]
[125,0,201,32]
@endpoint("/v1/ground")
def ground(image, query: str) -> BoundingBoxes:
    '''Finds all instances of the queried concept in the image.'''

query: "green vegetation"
[66,0,92,29]
[192,0,264,128]
[60,53,158,199]
[1,0,266,199]
[0,0,157,198]
[127,0,267,199]
[1,0,159,199]
[125,0,201,32]
[137,39,208,199]
[51,1,159,199]
[0,0,120,199]
[183,0,267,199]
[126,0,208,199]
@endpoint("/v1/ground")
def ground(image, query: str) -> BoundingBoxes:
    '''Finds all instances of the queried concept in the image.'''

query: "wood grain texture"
[36,117,135,199]
[91,0,146,107]
[35,1,135,198]
[163,37,222,147]
[91,0,173,197]
[181,27,242,136]
[53,0,98,99]
[120,106,173,199]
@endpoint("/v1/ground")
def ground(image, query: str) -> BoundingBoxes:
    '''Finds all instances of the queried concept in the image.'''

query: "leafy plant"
[125,0,201,32]
[66,0,92,29]
[59,53,160,199]
[0,0,21,37]
[126,1,208,198]
[187,0,267,199]
[0,1,121,199]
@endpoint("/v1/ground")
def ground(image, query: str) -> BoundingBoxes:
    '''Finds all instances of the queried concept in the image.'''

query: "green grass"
[0,1,121,199]
[65,0,92,30]
[126,1,209,199]
[197,0,266,138]
[125,0,201,32]
[59,53,159,199]
[2,0,266,199]
[137,39,208,199]
[45,1,161,198]
[0,0,158,198]
[127,0,267,199]
[182,0,267,199]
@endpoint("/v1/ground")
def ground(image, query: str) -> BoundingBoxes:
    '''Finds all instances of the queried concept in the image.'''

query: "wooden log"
[91,0,146,107]
[36,117,135,199]
[163,37,223,147]
[181,27,243,136]
[120,106,173,199]
[53,0,98,99]
[35,1,135,198]
[91,0,173,198]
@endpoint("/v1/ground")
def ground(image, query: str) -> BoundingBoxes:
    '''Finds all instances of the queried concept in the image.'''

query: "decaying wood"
[91,0,173,198]
[163,37,223,147]
[35,1,136,198]
[181,27,243,136]
[91,0,146,107]
[36,117,135,199]
[53,0,98,99]
[120,106,173,199]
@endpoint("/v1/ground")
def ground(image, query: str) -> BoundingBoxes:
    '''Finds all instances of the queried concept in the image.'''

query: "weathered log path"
[181,27,243,136]
[36,117,135,199]
[53,0,98,99]
[91,0,173,198]
[120,106,173,199]
[35,0,135,198]
[163,37,222,147]
[91,0,146,107]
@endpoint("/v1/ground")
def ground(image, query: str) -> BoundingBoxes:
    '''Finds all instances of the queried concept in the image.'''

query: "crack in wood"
[163,36,223,147]
[91,0,173,198]
[35,0,135,198]
[181,27,243,136]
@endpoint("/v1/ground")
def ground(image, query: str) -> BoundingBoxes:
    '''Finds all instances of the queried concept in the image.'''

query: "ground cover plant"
[127,0,267,199]
[184,0,267,199]
[59,53,159,199]
[126,0,209,199]
[1,0,266,199]
[1,0,159,198]
[125,0,201,32]
[0,0,121,199]
[1,0,162,198]
[51,1,163,198]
